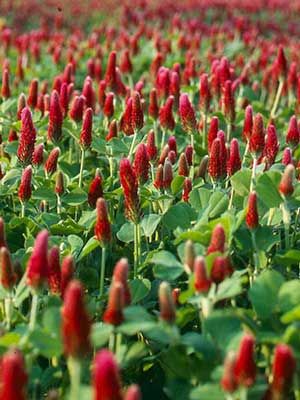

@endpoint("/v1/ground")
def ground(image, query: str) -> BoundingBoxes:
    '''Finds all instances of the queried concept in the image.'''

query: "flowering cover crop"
[0,0,300,399]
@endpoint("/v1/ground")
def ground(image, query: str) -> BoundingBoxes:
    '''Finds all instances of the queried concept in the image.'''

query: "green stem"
[67,356,81,400]
[202,111,207,149]
[190,133,195,179]
[270,79,284,119]
[99,246,106,297]
[78,149,85,189]
[226,122,232,143]
[68,138,73,164]
[128,130,138,160]
[29,293,39,331]
[57,194,61,215]
[242,141,249,167]
[160,129,166,151]
[281,201,291,250]
[134,223,141,279]
[267,208,275,226]
[4,296,12,330]
[250,157,257,192]
[228,187,234,209]
[20,202,25,218]
[250,230,259,277]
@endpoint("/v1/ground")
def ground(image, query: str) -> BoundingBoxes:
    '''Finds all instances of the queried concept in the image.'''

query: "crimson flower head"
[69,95,85,122]
[88,169,103,208]
[48,246,61,295]
[249,113,265,156]
[80,107,93,149]
[221,351,238,393]
[208,138,223,181]
[199,73,211,113]
[149,88,159,119]
[48,90,63,142]
[156,67,170,99]
[124,385,142,400]
[133,143,150,183]
[17,93,27,120]
[282,147,293,166]
[163,158,173,188]
[207,223,226,254]
[0,217,7,249]
[105,51,117,92]
[275,45,288,80]
[98,80,107,109]
[159,96,175,131]
[146,129,157,161]
[154,164,164,189]
[26,229,49,290]
[82,77,95,111]
[159,281,176,324]
[185,145,193,166]
[0,348,27,400]
[94,198,112,247]
[113,258,131,306]
[286,115,299,148]
[103,92,115,119]
[243,105,253,142]
[44,147,60,175]
[170,71,180,108]
[103,281,125,326]
[178,153,189,177]
[234,334,256,387]
[227,138,241,176]
[264,124,279,167]
[168,136,177,155]
[222,80,235,123]
[132,91,144,132]
[119,158,140,223]
[246,192,259,229]
[182,177,192,202]
[18,165,32,203]
[0,247,16,290]
[32,143,44,166]
[1,68,10,98]
[62,280,91,357]
[93,349,123,400]
[55,171,64,195]
[106,119,118,141]
[279,164,295,197]
[59,82,69,117]
[17,107,36,165]
[211,255,233,283]
[208,116,219,152]
[8,129,18,142]
[120,98,134,136]
[61,255,74,299]
[120,49,132,74]
[271,344,296,397]
[27,78,38,108]
[194,256,211,293]
[179,93,197,133]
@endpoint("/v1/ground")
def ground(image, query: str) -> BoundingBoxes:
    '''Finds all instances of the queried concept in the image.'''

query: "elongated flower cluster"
[0,348,27,400]
[17,107,36,165]
[26,229,49,290]
[79,107,93,149]
[88,169,103,208]
[18,165,32,202]
[48,90,63,142]
[179,93,197,133]
[94,198,112,247]
[119,158,141,223]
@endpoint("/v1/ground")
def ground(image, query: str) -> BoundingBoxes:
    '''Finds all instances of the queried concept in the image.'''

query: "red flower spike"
[55,171,64,196]
[8,129,18,142]
[222,80,235,123]
[93,349,123,400]
[95,198,112,247]
[234,334,256,387]
[88,169,103,208]
[132,91,144,132]
[69,95,85,122]
[163,158,173,188]
[120,98,134,136]
[227,138,241,176]
[182,177,192,202]
[264,125,279,168]
[249,113,265,156]
[148,88,159,120]
[154,164,164,189]
[156,67,170,99]
[133,143,150,184]
[288,62,297,95]
[120,49,132,74]
[48,90,63,142]
[61,280,91,357]
[59,82,69,117]
[170,71,180,108]
[286,115,299,147]
[159,96,175,131]
[18,165,32,203]
[199,73,211,113]
[184,240,195,273]
[282,147,293,166]
[271,344,296,397]
[146,129,157,161]
[106,119,118,142]
[119,158,140,223]
[168,136,177,155]
[211,256,233,284]
[103,92,115,118]
[208,138,222,181]
[208,116,219,152]
[178,153,189,177]
[221,351,238,393]
[105,51,118,92]
[32,143,44,166]
[246,192,259,229]
[0,218,7,249]
[1,68,10,98]
[48,246,61,295]
[17,107,36,165]
[243,105,253,141]
[276,46,288,80]
[159,281,176,324]
[207,224,226,254]
[0,247,16,290]
[80,107,93,149]
[0,348,27,400]
[124,385,142,400]
[279,164,295,197]
[60,255,75,300]
[82,77,96,111]
[113,258,131,306]
[159,144,169,165]
[103,282,124,326]
[194,256,211,293]
[26,230,49,290]
[27,78,38,108]
[36,94,45,116]
[150,53,163,80]
[185,145,194,166]
[44,147,60,175]
[43,94,50,113]
[172,288,181,306]
[98,80,107,109]
[17,93,27,120]
[179,93,197,133]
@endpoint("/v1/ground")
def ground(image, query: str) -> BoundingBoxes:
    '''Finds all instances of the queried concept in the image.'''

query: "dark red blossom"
[88,170,103,208]
[148,88,159,120]
[26,230,49,290]
[199,73,211,113]
[286,115,299,147]
[194,256,211,293]
[159,281,176,324]
[221,352,238,393]
[27,78,38,108]
[264,125,279,167]
[105,51,118,92]
[163,158,173,188]
[18,165,32,202]
[146,130,157,161]
[119,158,140,223]
[227,138,241,176]
[113,258,131,306]
[131,91,144,131]
[246,192,259,229]
[0,349,27,400]
[17,93,27,120]
[182,177,192,202]
[133,143,150,183]
[208,116,219,152]
[48,90,63,142]
[282,147,293,166]
[103,282,125,326]
[222,80,235,122]
[80,107,93,149]
[103,92,115,118]
[0,247,16,290]
[207,224,226,254]
[179,93,197,133]
[17,107,36,165]
[249,113,265,156]
[69,95,85,122]
[82,77,95,111]
[159,96,175,131]
[120,98,134,136]
[95,198,112,247]
[48,246,61,294]
[55,171,64,195]
[279,164,295,197]
[178,153,189,177]
[243,105,253,141]
[211,256,233,284]
[234,334,256,387]
[44,147,60,175]
[1,68,10,98]
[32,143,44,166]
[271,344,296,398]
